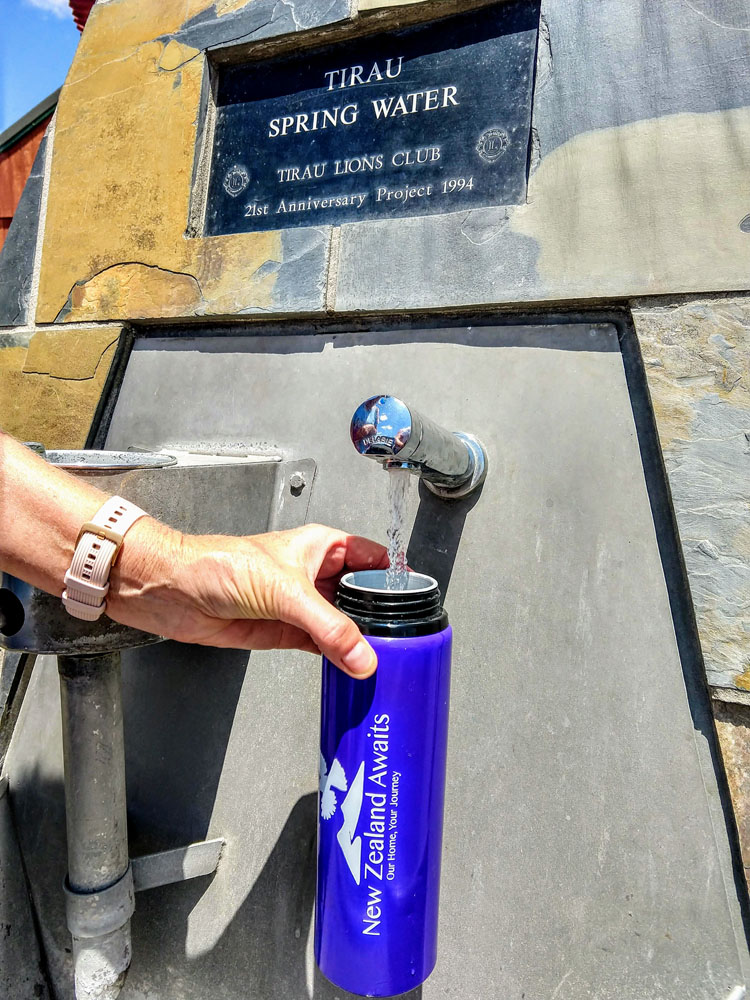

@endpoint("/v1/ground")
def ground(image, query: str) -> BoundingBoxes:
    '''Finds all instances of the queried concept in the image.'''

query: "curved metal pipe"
[350,395,487,498]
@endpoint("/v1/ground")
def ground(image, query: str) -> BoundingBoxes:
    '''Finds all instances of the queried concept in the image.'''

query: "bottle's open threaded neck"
[336,570,449,638]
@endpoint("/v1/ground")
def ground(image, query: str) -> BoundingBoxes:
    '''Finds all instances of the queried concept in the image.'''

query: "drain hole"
[0,589,25,636]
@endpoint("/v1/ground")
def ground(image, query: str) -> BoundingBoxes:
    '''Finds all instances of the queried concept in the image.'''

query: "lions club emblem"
[223,164,250,197]
[476,128,509,164]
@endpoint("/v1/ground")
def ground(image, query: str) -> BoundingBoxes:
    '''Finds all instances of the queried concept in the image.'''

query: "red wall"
[70,0,95,32]
[0,116,51,252]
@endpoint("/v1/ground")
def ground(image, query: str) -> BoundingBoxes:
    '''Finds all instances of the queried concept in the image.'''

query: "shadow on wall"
[407,479,485,599]
[130,792,422,1000]
[136,321,620,357]
[11,778,423,999]
[121,642,250,854]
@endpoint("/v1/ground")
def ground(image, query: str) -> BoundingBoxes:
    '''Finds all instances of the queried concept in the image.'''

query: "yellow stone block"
[714,701,750,877]
[23,327,121,380]
[0,327,123,448]
[34,0,305,323]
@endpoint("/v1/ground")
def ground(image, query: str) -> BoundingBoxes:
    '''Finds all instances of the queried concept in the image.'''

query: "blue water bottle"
[316,570,452,997]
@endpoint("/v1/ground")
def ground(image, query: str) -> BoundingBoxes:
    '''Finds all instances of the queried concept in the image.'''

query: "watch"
[62,496,147,621]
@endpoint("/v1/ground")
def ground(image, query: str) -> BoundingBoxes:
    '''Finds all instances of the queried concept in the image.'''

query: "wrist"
[106,517,187,628]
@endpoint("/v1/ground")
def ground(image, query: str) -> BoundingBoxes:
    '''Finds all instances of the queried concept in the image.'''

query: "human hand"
[351,422,377,443]
[108,521,388,678]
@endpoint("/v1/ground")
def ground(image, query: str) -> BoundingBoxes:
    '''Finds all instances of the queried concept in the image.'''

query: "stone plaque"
[205,2,539,235]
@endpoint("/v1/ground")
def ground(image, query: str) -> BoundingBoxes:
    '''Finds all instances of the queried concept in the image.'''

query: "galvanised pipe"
[58,653,134,1000]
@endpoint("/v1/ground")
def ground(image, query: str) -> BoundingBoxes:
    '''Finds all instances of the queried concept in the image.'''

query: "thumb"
[287,579,377,679]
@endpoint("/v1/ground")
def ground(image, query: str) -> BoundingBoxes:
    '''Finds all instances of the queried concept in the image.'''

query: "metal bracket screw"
[289,472,306,496]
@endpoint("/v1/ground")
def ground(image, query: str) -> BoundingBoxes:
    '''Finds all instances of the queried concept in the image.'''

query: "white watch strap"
[62,496,147,621]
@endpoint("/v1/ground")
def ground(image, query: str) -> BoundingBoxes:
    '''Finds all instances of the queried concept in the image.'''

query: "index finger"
[303,526,389,579]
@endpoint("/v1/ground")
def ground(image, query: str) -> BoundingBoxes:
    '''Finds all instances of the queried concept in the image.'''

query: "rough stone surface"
[714,700,750,882]
[8,324,747,998]
[0,326,123,447]
[632,298,750,690]
[33,0,750,322]
[535,1,750,156]
[359,0,424,8]
[0,133,48,328]
[335,205,540,311]
[169,0,352,51]
[335,103,750,310]
[34,0,345,323]
[515,107,750,297]
[335,0,750,308]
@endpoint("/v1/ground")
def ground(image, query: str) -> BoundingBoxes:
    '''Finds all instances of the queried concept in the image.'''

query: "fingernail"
[342,640,377,676]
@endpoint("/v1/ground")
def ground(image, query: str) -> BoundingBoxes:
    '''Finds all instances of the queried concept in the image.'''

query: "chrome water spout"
[350,395,487,499]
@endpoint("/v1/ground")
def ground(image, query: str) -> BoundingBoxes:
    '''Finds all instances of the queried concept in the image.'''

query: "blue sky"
[0,0,80,133]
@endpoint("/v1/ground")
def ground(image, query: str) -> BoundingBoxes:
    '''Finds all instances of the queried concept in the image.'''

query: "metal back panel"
[6,322,747,999]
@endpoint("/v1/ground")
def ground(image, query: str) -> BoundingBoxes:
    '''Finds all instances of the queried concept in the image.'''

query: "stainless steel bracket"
[131,838,225,893]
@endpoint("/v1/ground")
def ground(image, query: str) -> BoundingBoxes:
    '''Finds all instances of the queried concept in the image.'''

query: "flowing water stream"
[385,467,411,590]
